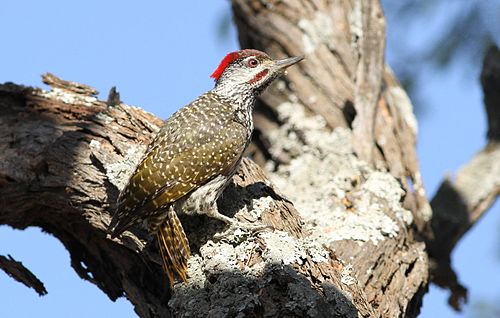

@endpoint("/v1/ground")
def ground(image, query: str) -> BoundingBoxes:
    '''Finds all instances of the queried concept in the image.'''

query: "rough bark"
[0,254,47,296]
[1,1,498,318]
[232,0,429,316]
[0,76,371,317]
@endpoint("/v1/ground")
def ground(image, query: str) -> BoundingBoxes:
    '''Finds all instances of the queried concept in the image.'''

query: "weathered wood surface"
[0,77,384,318]
[232,0,430,316]
[1,0,499,317]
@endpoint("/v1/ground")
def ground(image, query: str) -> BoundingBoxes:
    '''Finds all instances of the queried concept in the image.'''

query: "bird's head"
[211,49,303,98]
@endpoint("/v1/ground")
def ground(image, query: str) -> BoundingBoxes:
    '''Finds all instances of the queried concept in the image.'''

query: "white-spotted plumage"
[108,49,303,287]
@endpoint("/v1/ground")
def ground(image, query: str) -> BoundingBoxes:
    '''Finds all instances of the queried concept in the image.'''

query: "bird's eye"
[247,58,259,68]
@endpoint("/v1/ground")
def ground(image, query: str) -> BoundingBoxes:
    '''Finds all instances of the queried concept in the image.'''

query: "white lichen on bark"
[38,87,99,106]
[298,12,334,54]
[104,144,147,190]
[266,100,413,245]
[171,227,339,316]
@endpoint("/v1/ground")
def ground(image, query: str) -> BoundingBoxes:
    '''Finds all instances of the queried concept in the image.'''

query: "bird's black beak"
[274,55,304,71]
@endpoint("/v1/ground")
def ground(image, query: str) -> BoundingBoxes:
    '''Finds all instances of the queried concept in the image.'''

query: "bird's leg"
[204,206,237,225]
[205,206,271,239]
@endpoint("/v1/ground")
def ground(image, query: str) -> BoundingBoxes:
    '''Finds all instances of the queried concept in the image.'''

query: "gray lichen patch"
[348,0,363,49]
[170,228,340,317]
[298,12,335,54]
[199,240,245,273]
[89,139,101,150]
[260,231,304,265]
[361,172,414,226]
[301,236,330,264]
[37,87,99,107]
[170,226,362,318]
[324,171,414,243]
[105,144,146,190]
[385,85,418,135]
[340,264,356,286]
[191,229,332,282]
[94,112,114,125]
[234,196,275,223]
[267,101,413,245]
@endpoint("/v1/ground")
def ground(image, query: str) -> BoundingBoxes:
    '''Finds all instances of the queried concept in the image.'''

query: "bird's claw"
[213,221,272,241]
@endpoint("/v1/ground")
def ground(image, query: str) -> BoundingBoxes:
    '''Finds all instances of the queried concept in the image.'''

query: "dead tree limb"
[1,1,499,317]
[427,45,500,311]
[0,74,374,317]
[0,254,47,296]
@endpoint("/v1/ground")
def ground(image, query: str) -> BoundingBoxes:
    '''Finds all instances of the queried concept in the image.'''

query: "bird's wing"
[108,117,247,236]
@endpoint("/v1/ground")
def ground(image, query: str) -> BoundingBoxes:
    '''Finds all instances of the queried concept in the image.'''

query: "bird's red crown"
[210,49,269,81]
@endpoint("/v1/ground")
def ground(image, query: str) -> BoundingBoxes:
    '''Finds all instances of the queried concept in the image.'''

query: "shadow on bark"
[169,263,359,318]
[2,78,347,317]
[0,82,172,316]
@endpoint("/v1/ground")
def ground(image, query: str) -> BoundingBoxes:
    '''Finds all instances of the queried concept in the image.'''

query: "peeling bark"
[232,0,430,316]
[0,76,376,317]
[1,1,498,318]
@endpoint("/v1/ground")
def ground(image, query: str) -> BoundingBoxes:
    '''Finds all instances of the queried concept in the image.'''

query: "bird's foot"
[213,219,271,241]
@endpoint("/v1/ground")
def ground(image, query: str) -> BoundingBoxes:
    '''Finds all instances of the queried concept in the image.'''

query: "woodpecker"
[108,49,303,287]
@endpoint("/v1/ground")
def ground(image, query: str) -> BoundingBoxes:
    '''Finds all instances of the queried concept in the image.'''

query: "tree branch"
[228,1,430,317]
[0,75,373,317]
[5,1,494,317]
[0,254,47,296]
[427,45,500,311]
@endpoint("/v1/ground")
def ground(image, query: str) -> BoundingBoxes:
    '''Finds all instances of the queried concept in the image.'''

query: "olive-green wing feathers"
[108,117,247,237]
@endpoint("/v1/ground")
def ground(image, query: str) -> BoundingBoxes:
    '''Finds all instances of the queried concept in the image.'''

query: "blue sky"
[1,1,498,317]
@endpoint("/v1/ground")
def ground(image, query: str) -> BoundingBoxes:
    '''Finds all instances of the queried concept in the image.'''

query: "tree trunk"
[1,1,498,317]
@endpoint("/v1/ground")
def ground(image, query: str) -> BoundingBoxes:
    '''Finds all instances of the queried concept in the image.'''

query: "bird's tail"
[156,209,191,288]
